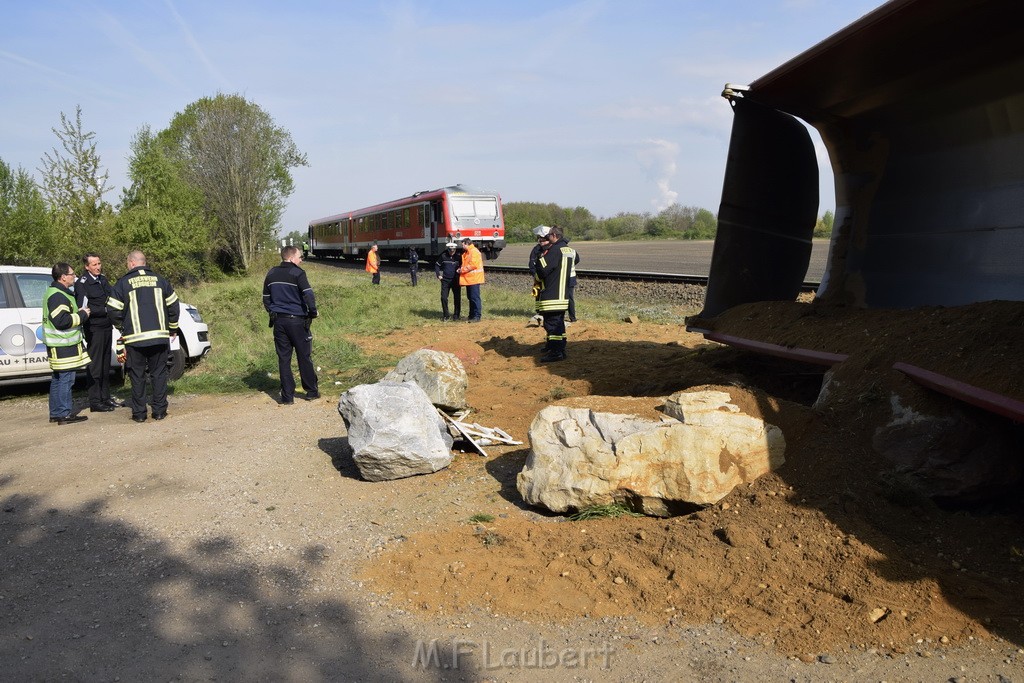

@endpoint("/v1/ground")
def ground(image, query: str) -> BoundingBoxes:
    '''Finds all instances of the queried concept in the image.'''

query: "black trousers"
[83,323,112,407]
[542,311,567,353]
[410,266,418,286]
[274,317,318,401]
[371,272,380,285]
[440,279,461,318]
[126,343,169,418]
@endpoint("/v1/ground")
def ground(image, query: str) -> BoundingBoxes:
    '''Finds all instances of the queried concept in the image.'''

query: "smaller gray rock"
[383,349,468,410]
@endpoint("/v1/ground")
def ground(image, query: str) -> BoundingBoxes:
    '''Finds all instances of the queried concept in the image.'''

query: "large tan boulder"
[517,391,786,516]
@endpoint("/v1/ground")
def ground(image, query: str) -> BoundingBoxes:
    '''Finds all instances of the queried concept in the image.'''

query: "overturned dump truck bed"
[697,0,1024,316]
[690,0,1024,423]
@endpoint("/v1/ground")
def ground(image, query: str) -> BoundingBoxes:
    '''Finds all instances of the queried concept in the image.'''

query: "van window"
[14,273,52,309]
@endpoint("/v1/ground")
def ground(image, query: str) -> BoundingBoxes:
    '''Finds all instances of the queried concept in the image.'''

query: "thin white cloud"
[93,10,185,91]
[1,50,75,79]
[0,48,126,99]
[163,0,232,90]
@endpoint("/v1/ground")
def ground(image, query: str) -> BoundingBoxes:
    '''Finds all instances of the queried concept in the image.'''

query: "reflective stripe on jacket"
[43,284,90,371]
[107,266,179,347]
[263,261,317,317]
[534,241,575,313]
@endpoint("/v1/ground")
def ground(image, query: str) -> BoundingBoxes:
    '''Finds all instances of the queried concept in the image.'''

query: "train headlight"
[493,231,499,238]
[454,231,462,239]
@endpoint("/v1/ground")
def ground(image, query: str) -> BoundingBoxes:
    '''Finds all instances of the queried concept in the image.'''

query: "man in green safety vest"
[43,262,92,425]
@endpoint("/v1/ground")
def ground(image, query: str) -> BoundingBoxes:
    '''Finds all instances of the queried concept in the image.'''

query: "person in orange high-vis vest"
[365,243,380,285]
[457,237,485,321]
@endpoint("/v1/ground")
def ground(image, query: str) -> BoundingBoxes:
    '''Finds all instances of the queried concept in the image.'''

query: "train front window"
[451,198,497,219]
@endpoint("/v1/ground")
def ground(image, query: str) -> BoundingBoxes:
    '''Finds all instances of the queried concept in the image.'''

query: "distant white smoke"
[637,139,679,211]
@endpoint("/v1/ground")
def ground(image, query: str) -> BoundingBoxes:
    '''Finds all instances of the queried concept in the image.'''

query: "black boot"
[541,340,567,363]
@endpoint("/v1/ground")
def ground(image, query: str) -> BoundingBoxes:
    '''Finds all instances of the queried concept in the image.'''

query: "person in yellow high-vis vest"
[43,262,92,425]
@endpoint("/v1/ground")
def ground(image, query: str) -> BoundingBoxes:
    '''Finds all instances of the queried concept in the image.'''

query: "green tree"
[503,202,598,242]
[0,158,54,264]
[604,212,647,239]
[654,204,697,235]
[503,202,563,242]
[814,209,834,238]
[558,206,597,239]
[37,106,113,257]
[161,93,308,272]
[687,208,718,239]
[116,126,211,283]
[281,230,305,246]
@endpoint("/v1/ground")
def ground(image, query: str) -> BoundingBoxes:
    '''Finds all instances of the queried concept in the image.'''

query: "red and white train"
[307,184,505,263]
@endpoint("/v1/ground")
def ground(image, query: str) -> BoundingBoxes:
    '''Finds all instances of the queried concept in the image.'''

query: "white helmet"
[533,225,551,237]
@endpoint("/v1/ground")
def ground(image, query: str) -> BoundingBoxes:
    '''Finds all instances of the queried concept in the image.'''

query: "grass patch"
[166,259,669,397]
[568,503,643,521]
[548,386,572,401]
[468,513,496,524]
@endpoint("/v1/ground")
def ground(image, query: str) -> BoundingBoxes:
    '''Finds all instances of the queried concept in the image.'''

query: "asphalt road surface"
[496,239,830,281]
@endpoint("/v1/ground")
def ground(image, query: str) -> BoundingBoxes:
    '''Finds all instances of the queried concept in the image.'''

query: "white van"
[0,265,210,386]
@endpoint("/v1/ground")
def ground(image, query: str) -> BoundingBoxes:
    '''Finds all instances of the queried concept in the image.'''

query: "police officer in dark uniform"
[76,252,122,412]
[263,245,319,404]
[408,247,420,286]
[434,241,462,321]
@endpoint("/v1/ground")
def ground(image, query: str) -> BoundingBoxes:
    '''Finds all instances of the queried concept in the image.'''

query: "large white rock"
[338,381,454,481]
[517,391,786,516]
[382,349,468,410]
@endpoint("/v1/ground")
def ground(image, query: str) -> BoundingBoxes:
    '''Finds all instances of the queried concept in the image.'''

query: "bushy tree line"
[503,201,834,243]
[503,201,719,243]
[0,95,306,284]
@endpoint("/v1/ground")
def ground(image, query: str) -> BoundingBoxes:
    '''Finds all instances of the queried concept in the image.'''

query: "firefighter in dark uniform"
[263,244,319,404]
[528,225,551,325]
[76,252,122,412]
[107,250,180,423]
[434,242,462,320]
[533,225,577,363]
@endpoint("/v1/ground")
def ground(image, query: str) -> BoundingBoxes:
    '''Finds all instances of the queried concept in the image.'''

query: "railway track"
[313,257,821,292]
[309,239,824,292]
[483,264,821,292]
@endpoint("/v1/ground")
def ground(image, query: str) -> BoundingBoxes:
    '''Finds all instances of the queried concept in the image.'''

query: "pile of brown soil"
[355,305,1024,656]
[691,299,1024,402]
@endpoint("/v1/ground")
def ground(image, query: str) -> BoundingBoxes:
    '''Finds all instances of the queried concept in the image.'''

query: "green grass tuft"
[568,503,643,520]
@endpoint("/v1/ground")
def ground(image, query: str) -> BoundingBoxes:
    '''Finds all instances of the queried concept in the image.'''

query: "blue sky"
[1,1,885,234]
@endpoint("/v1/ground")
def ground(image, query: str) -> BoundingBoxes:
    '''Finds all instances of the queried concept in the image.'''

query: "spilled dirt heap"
[358,303,1024,656]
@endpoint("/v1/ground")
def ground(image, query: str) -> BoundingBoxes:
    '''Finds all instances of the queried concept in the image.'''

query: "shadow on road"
[0,489,454,681]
